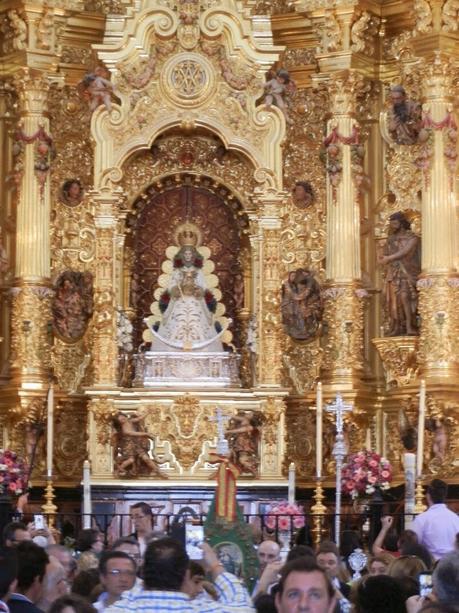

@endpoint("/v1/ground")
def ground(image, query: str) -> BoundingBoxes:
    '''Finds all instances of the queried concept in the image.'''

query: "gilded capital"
[13,71,50,116]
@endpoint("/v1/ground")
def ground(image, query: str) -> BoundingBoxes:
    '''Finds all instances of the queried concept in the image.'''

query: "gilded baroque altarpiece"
[0,0,458,506]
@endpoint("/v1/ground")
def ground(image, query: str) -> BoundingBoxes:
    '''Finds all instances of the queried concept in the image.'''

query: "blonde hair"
[388,555,427,581]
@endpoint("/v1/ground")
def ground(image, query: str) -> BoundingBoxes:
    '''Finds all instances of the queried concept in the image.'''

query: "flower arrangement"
[342,450,392,500]
[0,449,27,496]
[265,501,306,531]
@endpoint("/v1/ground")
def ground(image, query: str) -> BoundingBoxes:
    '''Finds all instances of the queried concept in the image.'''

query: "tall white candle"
[404,452,416,523]
[83,460,92,529]
[46,384,54,478]
[416,380,426,478]
[316,382,323,478]
[288,462,295,504]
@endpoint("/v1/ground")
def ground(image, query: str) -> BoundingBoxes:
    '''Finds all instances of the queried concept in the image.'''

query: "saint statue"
[387,86,422,145]
[379,212,421,336]
[226,411,262,477]
[147,222,232,352]
[281,269,323,341]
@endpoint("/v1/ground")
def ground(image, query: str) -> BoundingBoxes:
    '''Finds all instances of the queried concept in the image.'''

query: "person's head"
[130,502,154,536]
[390,85,407,106]
[70,568,100,600]
[398,529,418,550]
[368,553,394,576]
[399,543,433,570]
[37,555,69,610]
[254,593,277,613]
[99,551,136,600]
[287,545,315,563]
[276,69,290,84]
[316,541,340,579]
[143,537,189,591]
[0,547,18,600]
[47,545,76,580]
[2,521,31,547]
[258,540,281,570]
[76,529,103,554]
[182,561,205,599]
[49,593,97,613]
[293,181,314,207]
[275,557,335,613]
[426,479,448,506]
[354,575,406,613]
[388,554,427,581]
[63,179,83,202]
[389,211,411,232]
[111,537,141,568]
[433,551,459,605]
[15,540,49,602]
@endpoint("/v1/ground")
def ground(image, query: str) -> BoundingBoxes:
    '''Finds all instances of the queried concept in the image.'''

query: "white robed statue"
[138,222,239,386]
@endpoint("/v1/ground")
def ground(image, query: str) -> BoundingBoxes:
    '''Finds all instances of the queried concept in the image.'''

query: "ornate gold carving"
[322,286,367,378]
[373,337,419,389]
[418,276,459,376]
[177,0,200,50]
[284,400,314,479]
[261,397,285,475]
[10,287,53,377]
[351,11,378,56]
[36,4,53,51]
[2,10,28,53]
[414,0,433,34]
[425,397,459,477]
[156,396,211,470]
[52,339,91,394]
[88,397,117,476]
[318,9,342,54]
[442,0,459,31]
[252,0,296,14]
[55,401,87,479]
[51,204,96,270]
[283,339,323,393]
[160,53,214,107]
[384,147,423,212]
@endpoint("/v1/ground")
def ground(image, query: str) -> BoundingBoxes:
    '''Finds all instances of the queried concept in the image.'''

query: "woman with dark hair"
[354,575,406,613]
[49,594,97,613]
[76,529,104,571]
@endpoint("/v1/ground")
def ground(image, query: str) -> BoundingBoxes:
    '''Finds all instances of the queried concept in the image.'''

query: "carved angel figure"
[442,0,459,32]
[52,271,93,341]
[112,412,165,478]
[8,10,28,51]
[79,67,114,112]
[226,411,262,476]
[263,69,295,125]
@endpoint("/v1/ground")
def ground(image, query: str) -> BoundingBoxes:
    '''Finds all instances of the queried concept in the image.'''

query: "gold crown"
[175,222,201,247]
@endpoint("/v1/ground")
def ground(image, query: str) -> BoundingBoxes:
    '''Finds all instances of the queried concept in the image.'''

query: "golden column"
[416,53,459,383]
[321,71,367,389]
[257,197,284,387]
[10,71,53,387]
[91,189,120,387]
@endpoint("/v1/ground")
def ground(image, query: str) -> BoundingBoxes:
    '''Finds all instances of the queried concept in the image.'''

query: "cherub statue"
[79,67,114,112]
[263,69,295,125]
[8,10,28,51]
[292,181,315,209]
[112,412,165,478]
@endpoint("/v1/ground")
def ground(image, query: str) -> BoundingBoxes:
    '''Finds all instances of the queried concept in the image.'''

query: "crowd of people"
[0,480,458,613]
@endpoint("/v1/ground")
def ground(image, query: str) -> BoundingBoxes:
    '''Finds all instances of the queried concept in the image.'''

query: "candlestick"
[316,382,323,478]
[311,478,327,546]
[414,476,427,514]
[46,384,54,478]
[288,462,295,504]
[404,452,416,525]
[42,478,57,527]
[416,380,426,478]
[83,460,92,529]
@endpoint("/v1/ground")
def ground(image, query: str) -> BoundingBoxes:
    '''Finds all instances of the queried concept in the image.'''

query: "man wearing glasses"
[94,551,137,612]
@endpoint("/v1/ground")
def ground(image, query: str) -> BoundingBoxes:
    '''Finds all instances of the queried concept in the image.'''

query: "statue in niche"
[379,212,421,336]
[149,223,232,352]
[427,417,448,465]
[112,412,165,478]
[387,85,422,145]
[61,179,84,207]
[292,181,315,209]
[281,269,323,341]
[226,411,262,477]
[52,271,93,341]
[263,68,295,125]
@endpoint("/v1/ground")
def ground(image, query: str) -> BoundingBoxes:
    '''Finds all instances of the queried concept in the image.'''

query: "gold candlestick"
[42,478,57,527]
[311,478,327,546]
[414,477,426,514]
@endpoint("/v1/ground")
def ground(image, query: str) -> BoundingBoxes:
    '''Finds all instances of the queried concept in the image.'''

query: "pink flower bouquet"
[265,501,305,531]
[0,449,27,496]
[342,450,392,500]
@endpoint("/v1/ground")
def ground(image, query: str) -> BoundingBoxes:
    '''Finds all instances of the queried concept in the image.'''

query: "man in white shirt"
[411,479,459,560]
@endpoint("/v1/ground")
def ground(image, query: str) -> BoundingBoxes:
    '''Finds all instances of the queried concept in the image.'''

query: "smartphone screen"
[34,514,45,530]
[419,572,433,598]
[185,524,204,559]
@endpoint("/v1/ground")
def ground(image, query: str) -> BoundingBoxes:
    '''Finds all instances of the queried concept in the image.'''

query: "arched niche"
[124,174,251,355]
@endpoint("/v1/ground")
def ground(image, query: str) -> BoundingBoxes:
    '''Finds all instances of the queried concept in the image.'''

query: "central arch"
[128,175,250,351]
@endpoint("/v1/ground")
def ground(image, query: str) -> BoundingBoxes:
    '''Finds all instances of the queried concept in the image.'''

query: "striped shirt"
[105,572,254,612]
